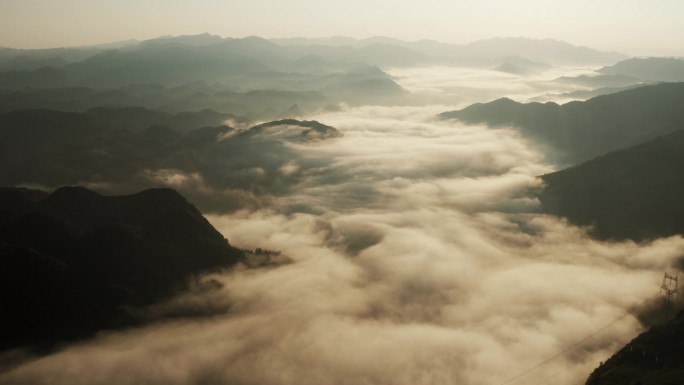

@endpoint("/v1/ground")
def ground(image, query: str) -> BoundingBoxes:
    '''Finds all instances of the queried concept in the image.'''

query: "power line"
[496,312,632,385]
[529,370,560,385]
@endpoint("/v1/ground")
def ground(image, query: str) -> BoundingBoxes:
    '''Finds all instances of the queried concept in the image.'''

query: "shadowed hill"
[0,186,244,349]
[440,82,684,165]
[0,109,343,212]
[585,308,684,385]
[539,130,684,241]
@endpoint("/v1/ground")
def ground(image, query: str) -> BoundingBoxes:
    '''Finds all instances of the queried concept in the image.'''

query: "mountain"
[244,119,344,142]
[599,57,684,82]
[0,66,68,88]
[459,37,626,66]
[0,34,627,92]
[0,108,343,212]
[272,36,627,66]
[551,58,684,90]
[0,35,420,90]
[552,73,644,88]
[321,77,406,105]
[539,129,684,241]
[494,61,547,76]
[63,44,273,88]
[528,83,649,103]
[0,46,105,71]
[0,83,329,119]
[0,186,244,349]
[585,308,684,385]
[439,82,684,165]
[0,63,403,117]
[140,32,223,47]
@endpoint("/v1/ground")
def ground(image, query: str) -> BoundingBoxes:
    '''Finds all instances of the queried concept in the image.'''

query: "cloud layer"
[3,68,683,385]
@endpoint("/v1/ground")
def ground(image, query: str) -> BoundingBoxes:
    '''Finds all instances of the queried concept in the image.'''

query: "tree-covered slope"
[539,129,684,241]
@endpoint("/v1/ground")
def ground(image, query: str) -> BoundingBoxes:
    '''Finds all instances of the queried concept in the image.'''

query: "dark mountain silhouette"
[440,83,684,164]
[539,129,684,241]
[245,119,344,142]
[0,186,244,349]
[599,57,684,82]
[0,109,342,212]
[585,308,684,385]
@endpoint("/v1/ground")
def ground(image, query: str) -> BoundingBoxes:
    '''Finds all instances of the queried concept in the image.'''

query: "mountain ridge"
[0,186,244,349]
[440,82,684,165]
[539,128,684,241]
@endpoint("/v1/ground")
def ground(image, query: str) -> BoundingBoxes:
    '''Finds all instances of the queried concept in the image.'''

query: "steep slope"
[0,186,244,349]
[539,130,684,241]
[440,82,684,164]
[585,309,684,385]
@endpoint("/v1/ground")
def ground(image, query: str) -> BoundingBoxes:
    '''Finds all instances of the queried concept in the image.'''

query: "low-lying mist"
[2,67,681,385]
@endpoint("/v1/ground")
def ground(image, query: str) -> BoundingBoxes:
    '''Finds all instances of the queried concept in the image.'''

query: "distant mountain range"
[0,108,343,212]
[599,57,684,82]
[0,65,404,119]
[0,186,245,349]
[440,82,684,165]
[0,34,627,87]
[1,34,626,72]
[541,57,684,93]
[0,34,640,122]
[271,36,627,66]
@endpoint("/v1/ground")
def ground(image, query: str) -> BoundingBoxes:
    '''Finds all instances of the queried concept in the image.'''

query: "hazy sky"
[1,0,683,55]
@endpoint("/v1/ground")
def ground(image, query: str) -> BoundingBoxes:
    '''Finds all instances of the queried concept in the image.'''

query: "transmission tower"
[660,273,679,304]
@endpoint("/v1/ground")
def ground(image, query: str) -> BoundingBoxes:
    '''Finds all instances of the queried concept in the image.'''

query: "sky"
[1,0,683,55]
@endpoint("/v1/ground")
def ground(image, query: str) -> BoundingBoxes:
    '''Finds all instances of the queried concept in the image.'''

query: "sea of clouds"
[2,67,682,385]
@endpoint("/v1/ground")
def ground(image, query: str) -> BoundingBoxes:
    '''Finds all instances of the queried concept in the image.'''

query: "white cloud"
[4,67,682,385]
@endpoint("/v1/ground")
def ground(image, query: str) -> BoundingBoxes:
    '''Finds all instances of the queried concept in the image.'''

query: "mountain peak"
[46,185,102,204]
